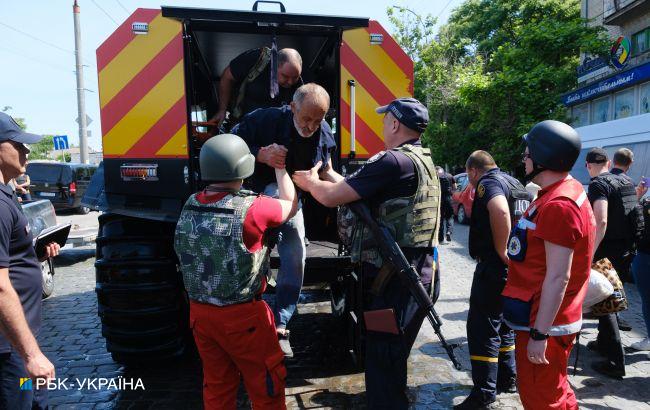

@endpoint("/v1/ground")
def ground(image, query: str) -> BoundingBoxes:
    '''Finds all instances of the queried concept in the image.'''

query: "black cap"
[376,97,429,133]
[585,147,608,164]
[0,112,42,144]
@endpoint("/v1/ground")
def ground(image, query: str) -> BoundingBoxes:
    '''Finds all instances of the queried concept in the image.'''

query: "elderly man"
[0,113,60,409]
[211,47,303,128]
[232,83,336,357]
[292,97,439,409]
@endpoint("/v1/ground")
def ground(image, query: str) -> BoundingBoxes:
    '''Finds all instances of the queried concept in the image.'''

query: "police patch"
[477,183,486,198]
[367,151,387,164]
[508,236,522,256]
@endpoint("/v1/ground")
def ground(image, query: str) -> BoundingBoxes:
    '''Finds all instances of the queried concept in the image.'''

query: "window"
[591,96,610,124]
[614,88,635,119]
[571,103,589,127]
[640,82,650,114]
[632,28,649,56]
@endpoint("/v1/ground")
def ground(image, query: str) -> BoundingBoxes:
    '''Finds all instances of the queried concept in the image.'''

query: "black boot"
[453,394,496,410]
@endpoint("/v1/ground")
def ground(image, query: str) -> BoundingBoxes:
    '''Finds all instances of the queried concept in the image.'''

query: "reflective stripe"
[504,319,582,336]
[576,191,587,207]
[470,355,499,363]
[499,345,516,352]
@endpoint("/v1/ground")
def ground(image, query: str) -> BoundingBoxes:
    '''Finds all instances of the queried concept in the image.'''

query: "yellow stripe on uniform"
[499,345,516,352]
[103,61,185,155]
[156,124,188,156]
[470,355,499,363]
[99,14,181,108]
[343,29,412,97]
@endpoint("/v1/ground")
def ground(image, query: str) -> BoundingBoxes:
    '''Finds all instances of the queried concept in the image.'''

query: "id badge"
[507,222,529,262]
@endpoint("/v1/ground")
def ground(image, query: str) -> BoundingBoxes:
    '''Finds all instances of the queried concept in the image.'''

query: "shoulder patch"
[477,183,486,198]
[366,151,387,164]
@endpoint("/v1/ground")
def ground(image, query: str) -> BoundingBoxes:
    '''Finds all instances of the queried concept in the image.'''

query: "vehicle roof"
[27,161,98,169]
[161,5,369,30]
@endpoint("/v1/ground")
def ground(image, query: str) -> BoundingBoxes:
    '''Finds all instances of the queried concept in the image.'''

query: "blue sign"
[52,135,69,150]
[563,61,650,106]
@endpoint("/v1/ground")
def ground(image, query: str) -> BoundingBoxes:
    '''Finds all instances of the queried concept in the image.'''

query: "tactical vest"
[231,47,272,121]
[469,171,531,260]
[350,144,440,267]
[596,173,644,243]
[173,191,270,306]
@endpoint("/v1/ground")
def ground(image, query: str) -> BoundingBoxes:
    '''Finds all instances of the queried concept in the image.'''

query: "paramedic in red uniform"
[174,134,297,409]
[502,120,595,410]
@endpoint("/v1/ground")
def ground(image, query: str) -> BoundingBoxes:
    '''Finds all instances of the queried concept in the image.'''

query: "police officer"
[455,151,531,409]
[437,166,456,243]
[174,134,297,409]
[502,120,595,409]
[293,97,439,409]
[584,147,643,378]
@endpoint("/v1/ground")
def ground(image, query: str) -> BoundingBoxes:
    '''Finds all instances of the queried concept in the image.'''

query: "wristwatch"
[529,328,550,341]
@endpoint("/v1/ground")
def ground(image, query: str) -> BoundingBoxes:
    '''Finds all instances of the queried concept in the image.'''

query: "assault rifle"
[349,201,463,370]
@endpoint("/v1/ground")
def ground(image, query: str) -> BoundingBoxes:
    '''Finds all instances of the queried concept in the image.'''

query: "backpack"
[492,173,532,225]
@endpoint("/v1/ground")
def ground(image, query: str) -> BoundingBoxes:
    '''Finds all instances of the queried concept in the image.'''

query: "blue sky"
[1,0,460,151]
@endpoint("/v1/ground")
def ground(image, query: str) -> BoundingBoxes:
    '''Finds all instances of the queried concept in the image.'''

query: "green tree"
[388,0,609,170]
[29,136,55,160]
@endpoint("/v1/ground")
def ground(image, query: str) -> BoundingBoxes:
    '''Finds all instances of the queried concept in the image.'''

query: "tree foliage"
[388,0,609,171]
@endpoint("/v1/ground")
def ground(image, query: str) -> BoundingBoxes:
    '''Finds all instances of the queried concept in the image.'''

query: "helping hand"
[292,161,322,192]
[258,144,288,169]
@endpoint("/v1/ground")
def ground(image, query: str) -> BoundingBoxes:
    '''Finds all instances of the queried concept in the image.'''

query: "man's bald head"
[277,48,302,88]
[292,83,330,112]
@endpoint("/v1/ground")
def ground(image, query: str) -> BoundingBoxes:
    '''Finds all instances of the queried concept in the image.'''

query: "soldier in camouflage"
[174,134,297,410]
[293,98,440,410]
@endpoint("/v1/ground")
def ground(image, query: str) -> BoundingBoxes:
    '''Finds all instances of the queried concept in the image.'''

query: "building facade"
[564,0,650,126]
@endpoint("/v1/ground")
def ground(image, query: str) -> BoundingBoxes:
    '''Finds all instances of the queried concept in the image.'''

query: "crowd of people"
[0,44,648,410]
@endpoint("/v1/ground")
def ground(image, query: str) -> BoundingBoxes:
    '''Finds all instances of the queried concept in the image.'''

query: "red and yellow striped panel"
[97,9,188,159]
[340,20,413,159]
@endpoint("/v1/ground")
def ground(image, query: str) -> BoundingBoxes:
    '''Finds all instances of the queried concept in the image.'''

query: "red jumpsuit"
[181,191,287,410]
[503,177,595,410]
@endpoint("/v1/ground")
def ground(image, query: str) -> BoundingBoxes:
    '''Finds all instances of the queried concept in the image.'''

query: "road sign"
[53,135,69,151]
[76,115,92,126]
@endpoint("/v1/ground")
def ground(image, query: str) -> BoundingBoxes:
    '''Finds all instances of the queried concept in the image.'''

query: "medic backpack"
[598,174,644,244]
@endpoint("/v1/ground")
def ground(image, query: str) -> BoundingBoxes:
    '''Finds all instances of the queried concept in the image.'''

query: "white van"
[571,113,650,188]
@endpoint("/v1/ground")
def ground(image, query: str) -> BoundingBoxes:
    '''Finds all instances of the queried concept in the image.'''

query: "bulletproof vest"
[174,191,270,306]
[469,171,531,260]
[231,47,272,121]
[439,173,453,196]
[350,144,440,267]
[596,173,644,243]
[638,197,650,254]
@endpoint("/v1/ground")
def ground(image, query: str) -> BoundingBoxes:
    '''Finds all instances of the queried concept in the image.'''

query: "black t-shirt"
[345,140,434,284]
[229,48,296,119]
[439,172,454,198]
[469,168,513,262]
[0,183,42,353]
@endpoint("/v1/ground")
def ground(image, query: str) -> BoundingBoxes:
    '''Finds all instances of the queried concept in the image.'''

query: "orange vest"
[502,177,595,335]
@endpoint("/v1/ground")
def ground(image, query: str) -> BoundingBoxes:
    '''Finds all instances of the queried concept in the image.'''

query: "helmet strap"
[524,162,545,183]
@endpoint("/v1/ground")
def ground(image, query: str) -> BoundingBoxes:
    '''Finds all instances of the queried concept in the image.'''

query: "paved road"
[38,218,650,409]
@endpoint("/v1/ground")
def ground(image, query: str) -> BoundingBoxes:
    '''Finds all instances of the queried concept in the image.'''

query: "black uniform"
[438,171,454,243]
[345,139,437,410]
[465,168,530,404]
[587,167,641,374]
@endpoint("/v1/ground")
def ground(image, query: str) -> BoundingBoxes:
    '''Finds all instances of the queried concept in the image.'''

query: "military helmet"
[199,134,255,182]
[523,120,581,172]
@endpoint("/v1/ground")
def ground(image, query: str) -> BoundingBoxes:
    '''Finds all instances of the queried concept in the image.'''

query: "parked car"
[21,199,58,298]
[452,173,475,224]
[27,161,98,214]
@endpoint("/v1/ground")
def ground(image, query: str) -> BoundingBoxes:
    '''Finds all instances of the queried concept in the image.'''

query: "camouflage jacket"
[174,190,269,305]
[345,144,441,267]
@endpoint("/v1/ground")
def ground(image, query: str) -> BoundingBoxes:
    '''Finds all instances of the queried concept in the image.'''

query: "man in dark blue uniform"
[455,150,531,409]
[0,113,60,409]
[292,97,439,409]
[232,83,337,357]
[437,166,456,243]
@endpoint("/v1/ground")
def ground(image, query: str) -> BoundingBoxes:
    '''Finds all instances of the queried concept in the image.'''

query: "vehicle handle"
[252,1,286,12]
[348,79,356,159]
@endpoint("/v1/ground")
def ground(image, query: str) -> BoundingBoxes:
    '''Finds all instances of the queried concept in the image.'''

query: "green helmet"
[199,134,255,182]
